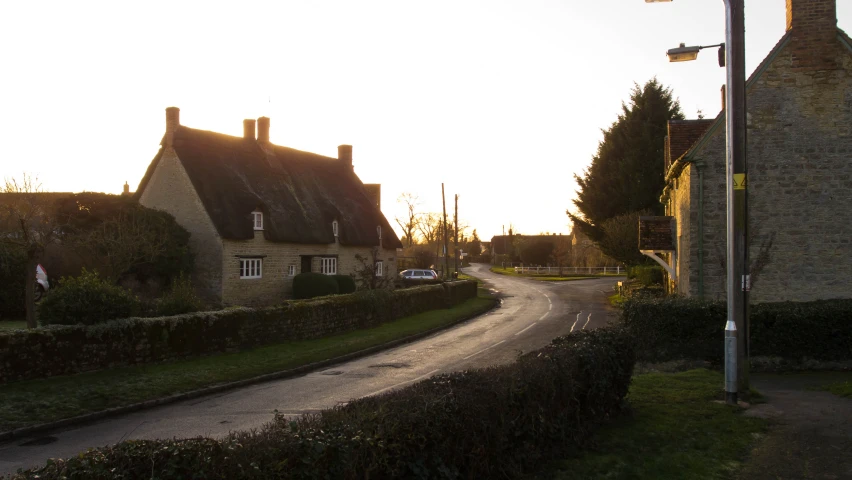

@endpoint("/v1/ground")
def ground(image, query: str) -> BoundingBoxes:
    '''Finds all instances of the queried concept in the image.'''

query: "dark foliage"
[38,269,140,326]
[569,79,683,261]
[0,246,27,318]
[53,192,193,285]
[628,264,664,286]
[621,297,852,363]
[292,272,340,299]
[10,327,635,480]
[332,275,357,294]
[155,272,203,316]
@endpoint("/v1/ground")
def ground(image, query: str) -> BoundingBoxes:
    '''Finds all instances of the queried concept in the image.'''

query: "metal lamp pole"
[649,0,749,404]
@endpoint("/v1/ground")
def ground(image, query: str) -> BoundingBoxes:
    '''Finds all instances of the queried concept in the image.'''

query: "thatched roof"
[136,125,402,249]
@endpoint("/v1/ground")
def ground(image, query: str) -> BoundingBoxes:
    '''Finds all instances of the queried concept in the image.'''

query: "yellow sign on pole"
[733,173,747,190]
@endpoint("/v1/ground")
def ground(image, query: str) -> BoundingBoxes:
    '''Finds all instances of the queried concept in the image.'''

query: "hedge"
[0,247,27,319]
[10,327,635,480]
[621,297,852,363]
[0,282,477,384]
[292,272,339,299]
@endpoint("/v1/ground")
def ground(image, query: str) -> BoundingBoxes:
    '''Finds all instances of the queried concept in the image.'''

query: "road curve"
[0,264,621,475]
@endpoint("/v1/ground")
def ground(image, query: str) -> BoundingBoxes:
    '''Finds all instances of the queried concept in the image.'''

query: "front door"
[301,256,312,273]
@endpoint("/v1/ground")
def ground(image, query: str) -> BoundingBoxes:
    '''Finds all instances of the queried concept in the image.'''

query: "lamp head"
[667,43,700,62]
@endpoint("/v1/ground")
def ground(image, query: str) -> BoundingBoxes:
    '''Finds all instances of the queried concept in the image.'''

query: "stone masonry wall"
[668,165,693,296]
[222,234,398,306]
[138,148,224,302]
[682,37,852,303]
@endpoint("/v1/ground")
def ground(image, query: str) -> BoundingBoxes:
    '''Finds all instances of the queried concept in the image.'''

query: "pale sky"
[2,1,850,240]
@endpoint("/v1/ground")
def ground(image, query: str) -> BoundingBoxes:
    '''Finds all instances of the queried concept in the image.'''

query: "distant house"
[136,108,402,306]
[662,0,852,302]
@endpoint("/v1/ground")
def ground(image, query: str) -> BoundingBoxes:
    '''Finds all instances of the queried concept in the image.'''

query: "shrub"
[15,327,635,480]
[627,264,664,286]
[621,297,852,363]
[331,275,357,294]
[155,272,203,316]
[0,246,27,318]
[38,269,140,326]
[293,272,340,299]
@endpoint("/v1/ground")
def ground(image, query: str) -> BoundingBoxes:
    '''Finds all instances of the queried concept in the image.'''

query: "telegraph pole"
[441,183,449,280]
[454,194,459,276]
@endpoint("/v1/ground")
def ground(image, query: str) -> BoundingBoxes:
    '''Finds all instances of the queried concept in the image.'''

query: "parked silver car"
[399,269,439,281]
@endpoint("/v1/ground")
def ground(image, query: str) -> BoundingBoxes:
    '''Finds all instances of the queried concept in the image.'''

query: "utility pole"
[454,194,459,277]
[441,183,449,280]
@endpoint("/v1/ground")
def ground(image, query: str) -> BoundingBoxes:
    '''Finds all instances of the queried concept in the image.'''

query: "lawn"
[0,294,496,432]
[813,372,852,398]
[542,369,768,480]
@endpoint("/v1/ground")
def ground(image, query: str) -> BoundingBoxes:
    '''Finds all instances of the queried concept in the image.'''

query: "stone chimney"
[122,181,130,196]
[165,107,180,146]
[786,0,837,71]
[243,119,256,140]
[257,117,270,143]
[338,145,353,169]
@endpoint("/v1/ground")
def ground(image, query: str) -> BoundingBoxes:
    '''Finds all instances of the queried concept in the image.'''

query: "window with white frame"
[376,225,382,240]
[332,220,339,237]
[288,265,296,277]
[252,211,263,230]
[320,257,337,275]
[239,258,262,279]
[375,261,383,277]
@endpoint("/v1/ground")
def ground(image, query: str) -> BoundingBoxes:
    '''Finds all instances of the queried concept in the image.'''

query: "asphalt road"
[0,264,622,475]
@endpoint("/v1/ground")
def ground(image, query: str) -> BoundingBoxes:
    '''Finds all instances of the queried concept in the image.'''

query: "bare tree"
[395,193,420,247]
[353,246,393,290]
[0,174,59,328]
[550,235,572,276]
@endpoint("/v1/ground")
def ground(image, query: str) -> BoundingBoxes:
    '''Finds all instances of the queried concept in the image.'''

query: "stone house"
[136,107,403,306]
[661,0,852,302]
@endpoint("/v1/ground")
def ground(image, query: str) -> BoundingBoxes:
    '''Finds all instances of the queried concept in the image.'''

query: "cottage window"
[332,220,339,237]
[375,261,383,277]
[252,211,263,231]
[376,225,382,240]
[240,258,262,279]
[288,265,296,277]
[321,257,337,275]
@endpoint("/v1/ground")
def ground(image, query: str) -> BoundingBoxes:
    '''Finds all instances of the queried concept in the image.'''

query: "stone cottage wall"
[682,37,852,303]
[138,148,224,302]
[222,234,398,306]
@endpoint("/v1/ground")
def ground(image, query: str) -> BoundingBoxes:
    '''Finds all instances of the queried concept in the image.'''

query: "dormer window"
[376,225,382,241]
[332,220,339,237]
[252,211,263,231]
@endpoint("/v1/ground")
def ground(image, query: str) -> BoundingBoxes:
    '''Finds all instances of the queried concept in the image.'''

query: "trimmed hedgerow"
[621,296,852,363]
[332,275,357,294]
[11,327,635,480]
[0,283,473,384]
[293,272,339,299]
[155,272,203,316]
[38,269,140,326]
[0,246,27,318]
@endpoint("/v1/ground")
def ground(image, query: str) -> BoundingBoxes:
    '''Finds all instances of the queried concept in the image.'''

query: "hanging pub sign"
[638,216,676,252]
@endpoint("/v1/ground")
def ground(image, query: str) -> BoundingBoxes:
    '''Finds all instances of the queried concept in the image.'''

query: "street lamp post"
[647,0,749,405]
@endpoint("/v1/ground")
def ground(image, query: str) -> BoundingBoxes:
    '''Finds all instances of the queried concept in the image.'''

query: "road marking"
[582,313,592,330]
[570,312,581,332]
[539,311,550,321]
[548,303,552,311]
[463,340,506,360]
[515,323,537,336]
[547,297,552,305]
[363,368,440,398]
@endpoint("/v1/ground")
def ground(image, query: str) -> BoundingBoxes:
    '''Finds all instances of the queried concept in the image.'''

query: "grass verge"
[813,373,852,398]
[489,266,610,281]
[0,295,496,432]
[0,320,26,332]
[541,369,768,479]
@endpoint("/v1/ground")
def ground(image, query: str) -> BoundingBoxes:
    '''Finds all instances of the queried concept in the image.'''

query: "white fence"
[513,266,624,275]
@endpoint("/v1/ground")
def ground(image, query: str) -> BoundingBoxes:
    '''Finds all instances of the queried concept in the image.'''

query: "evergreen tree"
[569,78,683,264]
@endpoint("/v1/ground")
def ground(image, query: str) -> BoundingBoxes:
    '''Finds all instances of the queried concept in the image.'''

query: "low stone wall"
[0,281,478,384]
